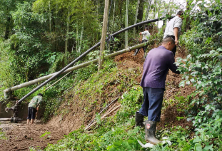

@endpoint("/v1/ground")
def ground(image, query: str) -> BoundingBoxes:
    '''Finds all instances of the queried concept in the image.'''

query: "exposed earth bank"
[0,47,194,151]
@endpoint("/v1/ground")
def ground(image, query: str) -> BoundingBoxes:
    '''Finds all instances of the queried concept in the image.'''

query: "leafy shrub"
[166,4,222,150]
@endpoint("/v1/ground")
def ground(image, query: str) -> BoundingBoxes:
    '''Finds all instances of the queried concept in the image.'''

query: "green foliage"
[0,128,7,140]
[41,59,116,121]
[107,139,140,151]
[0,39,14,100]
[165,3,222,150]
[116,86,143,124]
[10,1,52,80]
[46,112,145,151]
[40,131,51,138]
[45,62,146,150]
[0,0,221,150]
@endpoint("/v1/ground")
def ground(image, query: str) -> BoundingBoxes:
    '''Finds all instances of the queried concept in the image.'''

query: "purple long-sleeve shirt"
[140,46,180,88]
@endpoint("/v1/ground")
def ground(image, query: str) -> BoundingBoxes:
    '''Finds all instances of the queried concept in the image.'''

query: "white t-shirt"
[141,30,150,40]
[163,16,183,38]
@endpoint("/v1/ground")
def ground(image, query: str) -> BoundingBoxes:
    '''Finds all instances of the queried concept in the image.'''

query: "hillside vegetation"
[0,0,221,151]
[45,5,222,151]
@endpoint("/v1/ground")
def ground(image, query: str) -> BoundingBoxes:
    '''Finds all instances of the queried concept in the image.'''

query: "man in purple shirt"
[135,36,180,144]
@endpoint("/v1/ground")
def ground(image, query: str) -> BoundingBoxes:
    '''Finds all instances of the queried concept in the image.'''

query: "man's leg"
[30,108,36,124]
[27,107,31,124]
[148,88,164,121]
[142,40,148,58]
[145,87,164,144]
[136,87,149,127]
[133,49,140,56]
[139,87,149,116]
[31,119,34,124]
[170,35,176,57]
[172,45,177,57]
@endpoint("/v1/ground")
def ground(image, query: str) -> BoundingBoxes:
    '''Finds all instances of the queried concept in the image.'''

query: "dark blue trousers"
[139,87,164,122]
[27,107,37,120]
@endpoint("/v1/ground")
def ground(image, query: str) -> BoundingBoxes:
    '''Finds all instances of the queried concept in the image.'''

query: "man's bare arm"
[173,27,179,45]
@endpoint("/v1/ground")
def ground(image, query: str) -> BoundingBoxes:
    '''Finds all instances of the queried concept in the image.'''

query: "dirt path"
[0,121,66,151]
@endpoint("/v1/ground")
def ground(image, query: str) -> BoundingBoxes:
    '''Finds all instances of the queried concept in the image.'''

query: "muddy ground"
[0,121,66,151]
[0,46,194,151]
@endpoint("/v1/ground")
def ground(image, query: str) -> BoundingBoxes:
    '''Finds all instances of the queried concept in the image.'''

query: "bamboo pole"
[0,118,12,121]
[3,41,152,98]
[98,0,109,70]
[125,0,129,48]
[12,17,167,105]
[0,118,22,121]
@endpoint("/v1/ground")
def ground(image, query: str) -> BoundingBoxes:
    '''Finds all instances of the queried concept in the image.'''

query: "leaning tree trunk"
[98,0,109,70]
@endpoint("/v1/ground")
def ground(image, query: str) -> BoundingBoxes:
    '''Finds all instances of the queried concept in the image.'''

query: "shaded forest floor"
[0,46,195,151]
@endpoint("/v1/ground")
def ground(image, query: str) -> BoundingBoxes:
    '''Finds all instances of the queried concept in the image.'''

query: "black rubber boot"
[135,111,144,127]
[133,49,140,56]
[145,120,160,144]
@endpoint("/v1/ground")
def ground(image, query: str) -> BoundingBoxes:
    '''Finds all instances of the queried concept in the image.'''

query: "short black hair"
[177,10,184,16]
[145,27,149,30]
[38,93,43,97]
[163,36,175,44]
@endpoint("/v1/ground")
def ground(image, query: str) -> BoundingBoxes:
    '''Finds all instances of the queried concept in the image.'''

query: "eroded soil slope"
[0,47,194,151]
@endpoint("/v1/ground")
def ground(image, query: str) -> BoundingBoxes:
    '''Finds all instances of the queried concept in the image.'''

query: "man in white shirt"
[163,10,184,56]
[134,27,151,57]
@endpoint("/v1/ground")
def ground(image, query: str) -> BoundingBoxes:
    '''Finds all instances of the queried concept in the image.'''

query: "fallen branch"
[85,104,121,131]
[85,97,119,129]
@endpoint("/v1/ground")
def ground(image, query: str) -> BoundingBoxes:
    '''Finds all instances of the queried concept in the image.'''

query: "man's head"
[145,27,149,31]
[162,36,176,51]
[38,93,43,97]
[177,10,184,18]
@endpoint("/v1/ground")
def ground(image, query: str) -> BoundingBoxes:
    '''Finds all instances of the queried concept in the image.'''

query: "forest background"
[0,0,185,100]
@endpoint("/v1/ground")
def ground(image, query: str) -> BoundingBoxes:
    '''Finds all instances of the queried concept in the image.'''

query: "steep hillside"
[0,48,193,150]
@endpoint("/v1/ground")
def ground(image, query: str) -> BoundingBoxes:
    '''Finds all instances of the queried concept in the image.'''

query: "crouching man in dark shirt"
[135,36,180,144]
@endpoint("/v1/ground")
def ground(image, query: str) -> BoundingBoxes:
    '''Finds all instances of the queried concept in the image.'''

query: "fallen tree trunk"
[4,41,152,99]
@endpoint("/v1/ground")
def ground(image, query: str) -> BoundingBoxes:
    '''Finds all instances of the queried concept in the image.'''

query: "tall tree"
[65,8,70,65]
[125,0,129,48]
[98,0,109,70]
[0,0,25,39]
[78,1,86,53]
[137,0,144,22]
[133,0,140,36]
[112,0,116,33]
